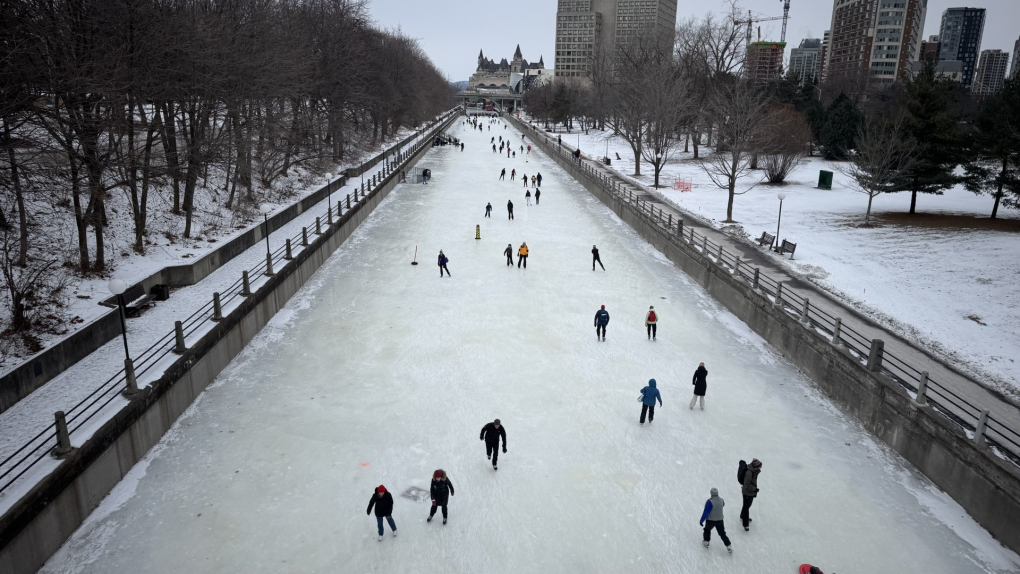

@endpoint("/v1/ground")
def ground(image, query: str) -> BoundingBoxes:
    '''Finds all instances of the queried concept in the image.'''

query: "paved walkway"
[516,119,1020,462]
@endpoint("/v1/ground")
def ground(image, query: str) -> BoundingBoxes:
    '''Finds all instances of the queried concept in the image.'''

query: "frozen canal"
[42,121,1020,574]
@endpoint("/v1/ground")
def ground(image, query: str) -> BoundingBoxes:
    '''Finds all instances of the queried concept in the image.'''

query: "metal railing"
[0,111,460,498]
[519,119,1020,468]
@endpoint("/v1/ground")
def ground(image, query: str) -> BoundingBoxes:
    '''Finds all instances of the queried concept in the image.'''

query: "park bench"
[777,239,797,259]
[122,283,157,317]
[756,232,775,249]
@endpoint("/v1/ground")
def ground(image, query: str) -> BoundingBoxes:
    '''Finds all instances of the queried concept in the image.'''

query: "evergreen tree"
[963,77,1020,218]
[550,83,572,128]
[898,60,965,214]
[819,93,861,160]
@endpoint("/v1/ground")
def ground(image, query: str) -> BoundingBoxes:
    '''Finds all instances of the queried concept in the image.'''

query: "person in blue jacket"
[639,379,662,425]
[594,305,610,341]
[699,487,732,553]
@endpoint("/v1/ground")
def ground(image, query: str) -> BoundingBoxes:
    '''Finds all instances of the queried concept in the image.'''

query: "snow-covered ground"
[40,121,1020,574]
[549,123,1020,398]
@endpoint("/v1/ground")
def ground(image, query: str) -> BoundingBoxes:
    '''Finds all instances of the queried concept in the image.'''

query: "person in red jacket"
[798,564,827,574]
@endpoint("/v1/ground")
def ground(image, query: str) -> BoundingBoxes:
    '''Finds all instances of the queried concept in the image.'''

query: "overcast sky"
[366,0,1020,82]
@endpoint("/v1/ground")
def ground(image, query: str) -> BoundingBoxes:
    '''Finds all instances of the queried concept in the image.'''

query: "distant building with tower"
[463,45,547,112]
[745,42,786,83]
[973,49,1011,95]
[789,38,823,85]
[938,7,986,90]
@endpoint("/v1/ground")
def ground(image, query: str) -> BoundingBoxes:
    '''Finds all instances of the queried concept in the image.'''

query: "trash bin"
[151,284,170,301]
[818,170,833,189]
[604,157,612,166]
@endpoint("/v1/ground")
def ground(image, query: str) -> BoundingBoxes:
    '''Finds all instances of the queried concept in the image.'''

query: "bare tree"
[697,80,773,222]
[760,106,812,184]
[836,115,916,225]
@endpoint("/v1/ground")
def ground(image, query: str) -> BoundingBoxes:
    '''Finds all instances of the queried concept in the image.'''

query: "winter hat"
[649,305,654,309]
[751,459,762,468]
[601,305,605,310]
[377,485,386,494]
[710,488,718,497]
[494,419,501,425]
[433,469,445,479]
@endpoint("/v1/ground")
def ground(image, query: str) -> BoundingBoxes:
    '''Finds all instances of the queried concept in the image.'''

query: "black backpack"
[737,460,748,485]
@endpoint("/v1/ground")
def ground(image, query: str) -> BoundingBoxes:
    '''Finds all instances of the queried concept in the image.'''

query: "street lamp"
[324,172,333,222]
[774,193,787,251]
[108,279,138,395]
[260,204,275,276]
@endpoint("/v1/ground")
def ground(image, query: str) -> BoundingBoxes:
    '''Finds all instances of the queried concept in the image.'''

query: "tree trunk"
[161,102,182,214]
[909,189,917,214]
[866,193,875,225]
[726,178,736,222]
[991,158,1007,219]
[3,117,28,266]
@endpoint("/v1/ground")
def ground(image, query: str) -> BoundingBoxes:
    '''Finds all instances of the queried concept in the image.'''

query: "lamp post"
[325,172,333,213]
[774,193,787,251]
[259,204,272,256]
[108,279,138,395]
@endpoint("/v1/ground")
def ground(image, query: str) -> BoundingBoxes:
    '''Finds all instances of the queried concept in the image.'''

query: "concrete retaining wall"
[0,114,456,415]
[0,112,460,574]
[511,116,1020,554]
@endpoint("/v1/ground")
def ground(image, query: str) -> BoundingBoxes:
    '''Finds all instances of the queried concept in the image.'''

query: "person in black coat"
[592,245,605,270]
[507,200,514,220]
[690,362,708,410]
[367,485,397,540]
[504,244,513,266]
[485,202,492,218]
[438,250,450,278]
[480,419,507,470]
[427,469,455,524]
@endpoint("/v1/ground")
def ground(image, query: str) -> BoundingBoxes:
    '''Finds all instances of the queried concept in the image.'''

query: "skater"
[530,175,536,187]
[558,135,562,149]
[367,485,397,541]
[522,174,528,187]
[699,487,733,553]
[460,143,464,151]
[798,565,827,574]
[526,189,532,205]
[536,173,543,187]
[427,469,455,524]
[513,151,516,158]
[690,362,707,409]
[479,419,507,470]
[507,199,514,220]
[507,148,511,158]
[492,144,497,153]
[535,188,541,204]
[592,245,605,270]
[438,250,450,277]
[739,459,762,531]
[500,168,506,180]
[638,379,662,425]
[645,306,658,340]
[485,202,492,218]
[504,244,513,266]
[527,144,531,156]
[517,243,528,268]
[594,305,609,340]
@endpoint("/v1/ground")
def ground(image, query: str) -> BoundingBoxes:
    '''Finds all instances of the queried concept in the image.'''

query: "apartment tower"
[938,7,986,89]
[824,0,927,89]
[789,38,824,85]
[973,49,1011,95]
[1012,37,1020,79]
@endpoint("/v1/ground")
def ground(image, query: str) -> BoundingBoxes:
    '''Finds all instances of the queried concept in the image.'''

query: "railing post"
[265,251,275,276]
[701,235,708,253]
[212,292,223,321]
[800,298,811,324]
[915,371,929,406]
[832,317,842,345]
[123,358,139,396]
[174,320,187,354]
[242,270,252,297]
[327,205,333,225]
[285,238,293,260]
[668,213,673,229]
[53,411,72,456]
[337,203,342,219]
[716,244,723,261]
[974,410,989,446]
[774,281,784,306]
[678,219,683,238]
[302,227,309,247]
[315,217,322,235]
[867,339,885,372]
[733,257,740,276]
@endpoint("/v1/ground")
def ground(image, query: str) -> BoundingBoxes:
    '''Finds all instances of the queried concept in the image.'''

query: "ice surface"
[40,121,1020,574]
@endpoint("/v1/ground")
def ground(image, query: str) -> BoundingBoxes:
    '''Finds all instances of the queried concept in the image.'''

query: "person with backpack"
[427,469,455,524]
[645,306,658,340]
[504,244,513,266]
[526,189,532,205]
[500,168,506,180]
[479,419,507,470]
[594,305,609,341]
[485,202,492,218]
[530,175,536,188]
[739,458,762,531]
[366,485,397,541]
[536,173,543,187]
[690,362,708,410]
[534,188,541,204]
[438,250,450,278]
[517,243,529,268]
[591,245,605,270]
[507,200,514,220]
[638,379,662,425]
[699,487,733,554]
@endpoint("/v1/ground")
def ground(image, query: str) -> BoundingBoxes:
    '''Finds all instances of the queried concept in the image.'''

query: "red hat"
[433,469,444,479]
[376,485,386,494]
[601,305,605,309]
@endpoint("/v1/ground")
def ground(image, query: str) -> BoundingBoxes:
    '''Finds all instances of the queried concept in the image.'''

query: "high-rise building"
[553,0,677,79]
[821,30,831,80]
[920,35,941,62]
[746,42,786,83]
[1012,37,1020,79]
[823,0,927,89]
[790,38,823,85]
[938,7,986,89]
[973,49,1010,95]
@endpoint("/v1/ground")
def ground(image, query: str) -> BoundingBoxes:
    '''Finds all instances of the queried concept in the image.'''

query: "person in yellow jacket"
[645,305,658,340]
[517,243,529,269]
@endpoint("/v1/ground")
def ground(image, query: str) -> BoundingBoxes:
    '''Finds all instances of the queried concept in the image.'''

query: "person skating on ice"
[522,173,528,187]
[594,305,609,340]
[479,419,507,470]
[507,200,514,220]
[534,188,540,204]
[485,202,492,218]
[492,144,497,153]
[699,487,733,553]
[536,173,542,187]
[504,244,514,266]
[530,175,536,187]
[645,306,658,340]
[500,168,506,180]
[517,243,528,268]
[367,485,397,541]
[592,245,605,270]
[638,379,662,425]
[690,362,708,409]
[427,469,455,524]
[438,250,450,277]
[526,189,532,205]
[739,459,762,531]
[511,168,516,181]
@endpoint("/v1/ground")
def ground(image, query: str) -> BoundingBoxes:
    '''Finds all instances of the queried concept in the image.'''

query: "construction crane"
[779,0,791,44]
[733,10,784,48]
